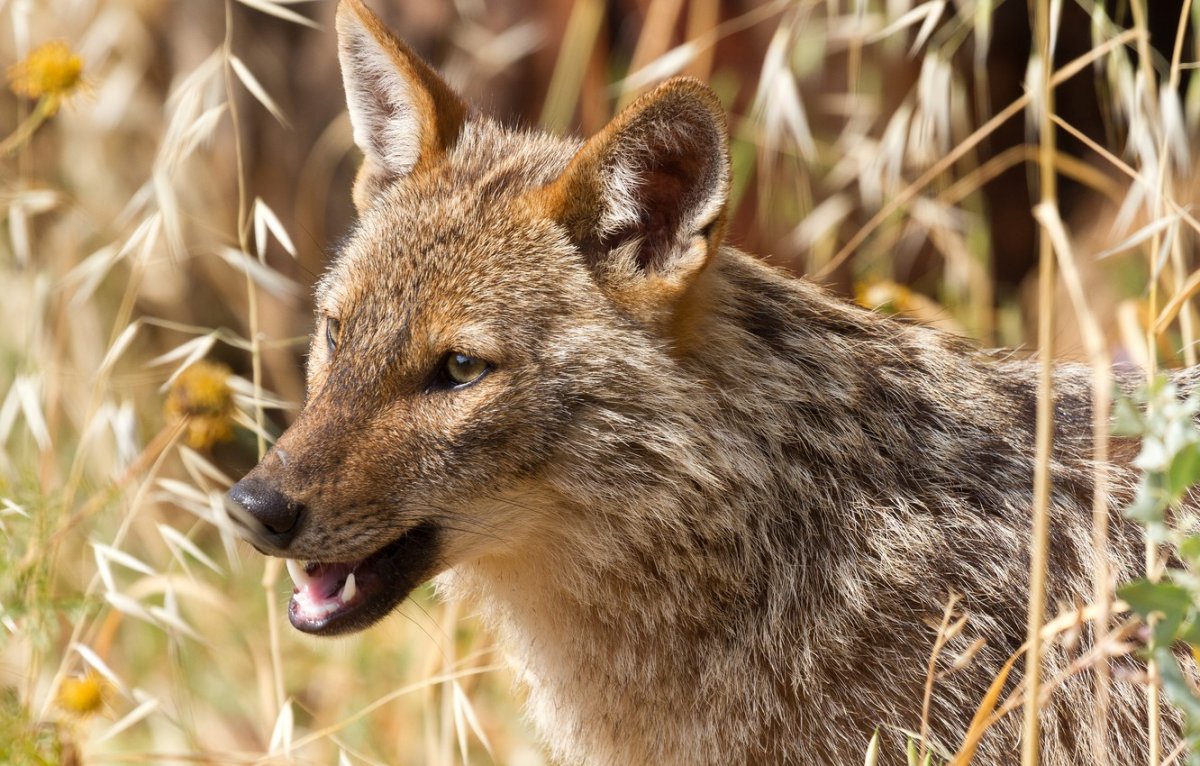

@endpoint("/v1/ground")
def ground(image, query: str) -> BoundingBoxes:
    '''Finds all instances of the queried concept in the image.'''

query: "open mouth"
[283,523,439,636]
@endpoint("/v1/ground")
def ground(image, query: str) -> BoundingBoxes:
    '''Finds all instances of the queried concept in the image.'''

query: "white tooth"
[342,572,357,602]
[285,559,306,588]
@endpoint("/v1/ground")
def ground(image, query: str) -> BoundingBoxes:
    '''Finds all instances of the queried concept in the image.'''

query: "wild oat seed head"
[7,41,84,112]
[55,673,107,717]
[165,360,236,450]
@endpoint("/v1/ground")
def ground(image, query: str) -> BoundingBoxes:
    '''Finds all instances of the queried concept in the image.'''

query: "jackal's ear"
[541,78,730,298]
[336,0,467,212]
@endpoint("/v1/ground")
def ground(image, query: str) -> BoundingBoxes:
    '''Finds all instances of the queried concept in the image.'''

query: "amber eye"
[325,317,341,355]
[443,352,489,387]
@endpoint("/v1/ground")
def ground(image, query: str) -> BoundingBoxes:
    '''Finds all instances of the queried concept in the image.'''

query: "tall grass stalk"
[539,0,604,133]
[221,0,282,731]
[1021,0,1059,762]
[1164,0,1198,369]
[1034,201,1113,765]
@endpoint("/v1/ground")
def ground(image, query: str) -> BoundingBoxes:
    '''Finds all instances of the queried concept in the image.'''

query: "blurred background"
[2,0,1199,763]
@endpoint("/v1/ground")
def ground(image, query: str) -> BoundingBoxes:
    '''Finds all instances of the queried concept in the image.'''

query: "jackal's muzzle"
[228,470,442,636]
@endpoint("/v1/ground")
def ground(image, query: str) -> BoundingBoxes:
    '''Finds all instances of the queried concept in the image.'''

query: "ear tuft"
[336,0,467,209]
[545,78,731,285]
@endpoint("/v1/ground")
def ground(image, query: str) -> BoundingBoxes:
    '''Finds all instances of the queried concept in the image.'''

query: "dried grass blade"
[95,695,160,743]
[210,491,245,569]
[1095,214,1179,261]
[617,42,700,94]
[147,604,205,642]
[177,104,228,162]
[1154,269,1200,335]
[158,477,211,506]
[464,20,544,73]
[0,384,21,448]
[453,680,494,759]
[869,1,945,50]
[14,377,50,450]
[94,545,117,594]
[8,203,29,266]
[104,591,157,625]
[792,195,854,250]
[218,247,303,299]
[158,524,223,575]
[234,0,318,29]
[70,642,129,696]
[230,55,289,127]
[98,322,141,374]
[754,31,815,159]
[65,245,121,307]
[179,445,235,487]
[92,542,158,577]
[949,652,1019,765]
[151,334,219,391]
[229,375,295,411]
[1,498,29,518]
[232,408,278,443]
[864,729,881,766]
[254,197,297,259]
[268,698,295,754]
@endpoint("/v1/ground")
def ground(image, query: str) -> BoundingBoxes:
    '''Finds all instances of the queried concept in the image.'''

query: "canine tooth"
[342,572,357,602]
[285,559,306,588]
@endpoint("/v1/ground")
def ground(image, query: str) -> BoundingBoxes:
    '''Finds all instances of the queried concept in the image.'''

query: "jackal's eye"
[442,352,489,388]
[325,317,341,355]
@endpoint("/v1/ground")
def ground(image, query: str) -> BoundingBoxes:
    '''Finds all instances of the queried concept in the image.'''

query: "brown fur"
[231,1,1180,762]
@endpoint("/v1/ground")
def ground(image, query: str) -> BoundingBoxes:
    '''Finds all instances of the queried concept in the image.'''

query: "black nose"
[227,477,304,549]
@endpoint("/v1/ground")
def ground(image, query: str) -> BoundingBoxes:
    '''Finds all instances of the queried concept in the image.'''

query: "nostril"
[263,500,304,535]
[227,477,305,547]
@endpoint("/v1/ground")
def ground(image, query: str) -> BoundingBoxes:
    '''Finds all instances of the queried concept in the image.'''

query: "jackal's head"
[229,0,730,636]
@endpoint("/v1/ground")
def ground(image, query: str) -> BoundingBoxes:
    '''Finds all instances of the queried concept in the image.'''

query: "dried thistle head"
[7,41,84,114]
[55,672,107,717]
[165,360,236,450]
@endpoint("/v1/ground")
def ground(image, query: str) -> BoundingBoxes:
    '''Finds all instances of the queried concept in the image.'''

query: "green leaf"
[1118,579,1192,621]
[1168,442,1200,500]
[1124,482,1167,525]
[1157,646,1200,720]
[1180,535,1200,566]
[1178,616,1200,647]
[1119,579,1191,647]
[1112,393,1145,437]
[1136,437,1170,472]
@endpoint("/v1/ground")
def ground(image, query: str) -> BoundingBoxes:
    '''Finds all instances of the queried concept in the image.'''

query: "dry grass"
[2,0,1200,764]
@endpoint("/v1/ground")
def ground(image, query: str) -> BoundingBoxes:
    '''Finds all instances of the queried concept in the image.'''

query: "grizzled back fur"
[229,1,1178,763]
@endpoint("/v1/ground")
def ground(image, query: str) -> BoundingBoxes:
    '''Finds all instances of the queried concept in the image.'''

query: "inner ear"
[541,77,731,287]
[602,144,720,273]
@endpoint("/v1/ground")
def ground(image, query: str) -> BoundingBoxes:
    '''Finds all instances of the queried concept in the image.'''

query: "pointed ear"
[540,78,731,298]
[336,0,468,212]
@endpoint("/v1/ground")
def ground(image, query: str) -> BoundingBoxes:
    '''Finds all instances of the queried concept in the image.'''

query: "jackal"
[229,1,1172,762]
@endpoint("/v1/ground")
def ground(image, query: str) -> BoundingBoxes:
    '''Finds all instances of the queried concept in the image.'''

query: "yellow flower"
[56,672,107,717]
[165,361,237,451]
[7,41,84,113]
[855,279,916,314]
